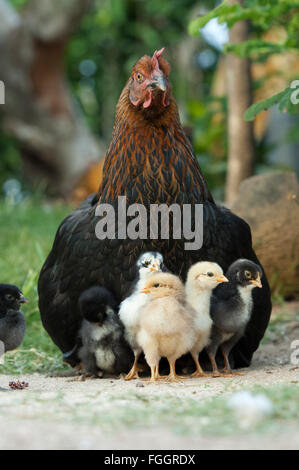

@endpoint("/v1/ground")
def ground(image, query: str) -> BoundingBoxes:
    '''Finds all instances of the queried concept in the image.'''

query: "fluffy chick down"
[136,273,198,381]
[78,287,132,377]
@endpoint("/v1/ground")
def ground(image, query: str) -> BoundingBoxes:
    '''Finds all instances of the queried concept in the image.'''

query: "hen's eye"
[207,272,214,277]
[5,294,14,301]
[244,270,251,279]
[136,72,144,82]
[143,261,150,267]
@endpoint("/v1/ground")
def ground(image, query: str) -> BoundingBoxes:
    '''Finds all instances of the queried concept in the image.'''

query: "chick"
[78,286,132,377]
[185,262,228,377]
[119,251,166,380]
[206,259,263,377]
[137,272,197,382]
[0,284,28,318]
[0,284,28,352]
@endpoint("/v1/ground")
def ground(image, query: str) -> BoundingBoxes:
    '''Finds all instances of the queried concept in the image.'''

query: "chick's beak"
[150,263,159,272]
[140,288,151,294]
[250,274,262,288]
[216,275,229,283]
[20,295,29,304]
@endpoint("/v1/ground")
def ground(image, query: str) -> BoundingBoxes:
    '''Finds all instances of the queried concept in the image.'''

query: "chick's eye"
[5,294,14,301]
[207,272,214,277]
[143,261,150,267]
[136,72,144,82]
[244,270,251,279]
[153,283,160,288]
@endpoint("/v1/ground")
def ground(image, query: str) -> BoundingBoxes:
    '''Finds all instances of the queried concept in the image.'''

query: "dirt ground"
[0,302,298,450]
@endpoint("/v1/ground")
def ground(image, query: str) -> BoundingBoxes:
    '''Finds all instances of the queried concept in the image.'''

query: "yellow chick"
[137,273,197,383]
[185,261,228,377]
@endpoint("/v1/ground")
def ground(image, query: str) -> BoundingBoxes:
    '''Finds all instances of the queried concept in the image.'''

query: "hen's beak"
[20,295,29,304]
[149,75,167,92]
[216,275,229,283]
[250,274,262,288]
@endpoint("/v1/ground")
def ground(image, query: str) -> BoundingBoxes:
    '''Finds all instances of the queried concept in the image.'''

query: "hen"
[38,48,271,370]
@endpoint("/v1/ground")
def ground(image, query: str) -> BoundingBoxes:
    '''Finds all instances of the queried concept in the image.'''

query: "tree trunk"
[0,0,104,197]
[225,0,255,205]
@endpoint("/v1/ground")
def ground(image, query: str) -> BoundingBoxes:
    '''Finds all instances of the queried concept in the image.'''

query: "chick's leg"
[205,343,228,378]
[148,364,160,383]
[207,352,222,377]
[125,351,140,381]
[220,345,243,376]
[191,352,210,378]
[73,351,101,381]
[165,359,184,383]
[142,346,161,383]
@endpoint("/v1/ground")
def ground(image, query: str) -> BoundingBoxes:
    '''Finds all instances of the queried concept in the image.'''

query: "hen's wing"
[38,196,157,362]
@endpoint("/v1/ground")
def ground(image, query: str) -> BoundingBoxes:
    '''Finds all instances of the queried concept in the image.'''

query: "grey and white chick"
[206,259,263,377]
[119,251,166,380]
[185,262,228,377]
[78,286,133,377]
[0,284,28,352]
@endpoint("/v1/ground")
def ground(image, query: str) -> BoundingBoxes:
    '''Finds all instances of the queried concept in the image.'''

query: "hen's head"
[128,48,171,113]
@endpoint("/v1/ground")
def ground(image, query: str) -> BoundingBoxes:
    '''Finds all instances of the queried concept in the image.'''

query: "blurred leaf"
[189,0,299,36]
[244,85,299,121]
[224,39,292,58]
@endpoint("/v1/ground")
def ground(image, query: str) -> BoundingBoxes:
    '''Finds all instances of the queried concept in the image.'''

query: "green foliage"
[189,0,299,40]
[9,0,28,9]
[188,96,228,199]
[0,197,71,374]
[189,0,299,119]
[245,84,299,121]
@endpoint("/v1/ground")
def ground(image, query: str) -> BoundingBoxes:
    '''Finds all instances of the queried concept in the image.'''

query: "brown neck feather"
[98,85,213,205]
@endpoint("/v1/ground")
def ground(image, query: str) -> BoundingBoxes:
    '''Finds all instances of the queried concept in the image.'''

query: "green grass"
[0,196,72,374]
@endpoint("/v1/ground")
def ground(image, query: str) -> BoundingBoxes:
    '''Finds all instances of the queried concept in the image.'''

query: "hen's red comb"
[151,47,165,69]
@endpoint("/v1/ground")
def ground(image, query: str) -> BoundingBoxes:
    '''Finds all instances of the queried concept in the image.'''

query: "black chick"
[206,259,263,377]
[0,284,28,352]
[78,286,133,377]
